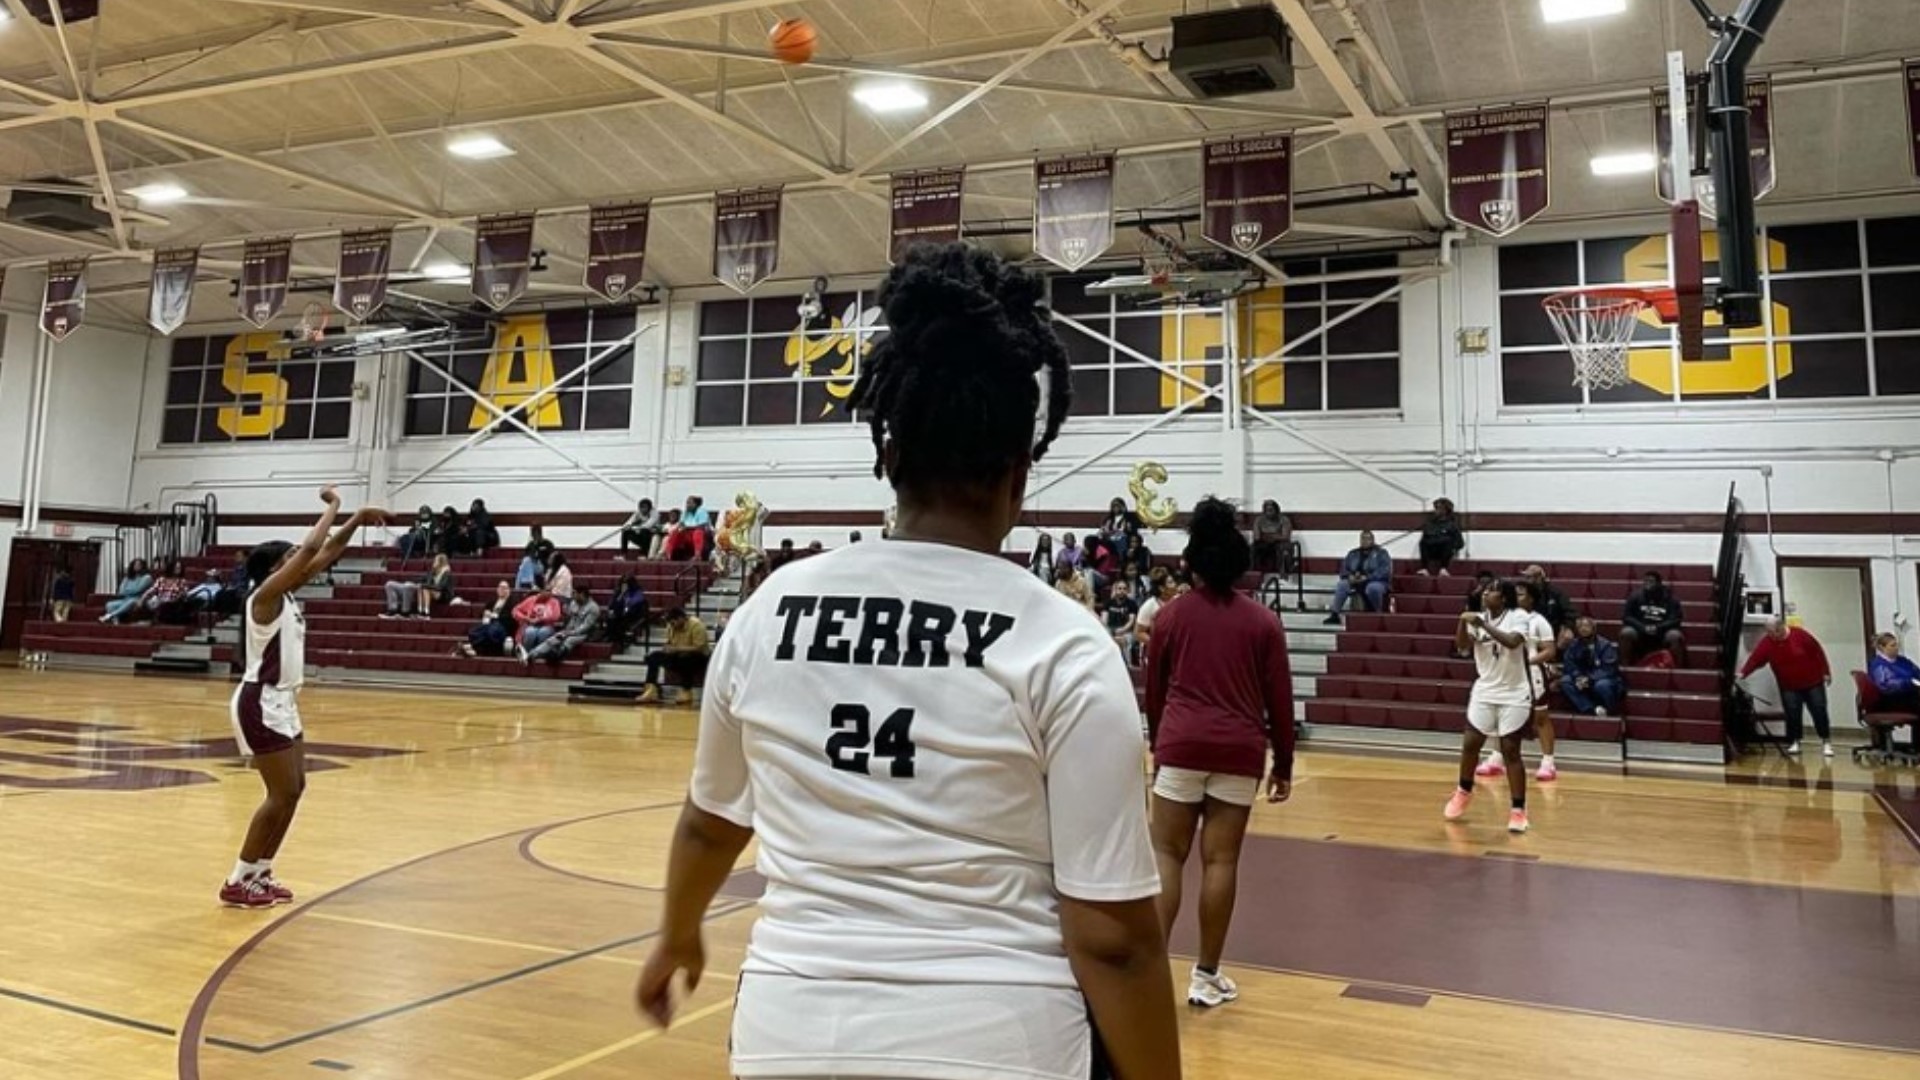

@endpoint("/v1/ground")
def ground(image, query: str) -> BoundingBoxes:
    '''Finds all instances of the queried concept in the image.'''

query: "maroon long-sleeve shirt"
[1146,587,1295,781]
[1739,627,1830,692]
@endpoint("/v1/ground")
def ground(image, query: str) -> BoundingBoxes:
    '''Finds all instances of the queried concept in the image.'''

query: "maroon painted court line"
[1876,785,1920,854]
[1170,833,1920,1053]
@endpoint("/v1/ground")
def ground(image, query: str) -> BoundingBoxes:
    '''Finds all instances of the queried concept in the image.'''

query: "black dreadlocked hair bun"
[1184,497,1251,594]
[849,243,1071,494]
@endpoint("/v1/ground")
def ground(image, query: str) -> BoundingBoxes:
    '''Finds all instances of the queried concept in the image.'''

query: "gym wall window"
[160,333,355,445]
[402,307,637,437]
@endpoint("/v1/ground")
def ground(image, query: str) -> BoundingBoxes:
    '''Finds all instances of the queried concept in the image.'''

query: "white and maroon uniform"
[231,595,306,756]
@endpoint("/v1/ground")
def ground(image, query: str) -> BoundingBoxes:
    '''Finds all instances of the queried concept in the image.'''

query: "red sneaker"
[260,875,294,905]
[218,878,275,909]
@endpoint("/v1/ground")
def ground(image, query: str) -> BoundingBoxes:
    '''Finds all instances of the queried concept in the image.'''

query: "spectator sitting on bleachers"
[1102,498,1142,565]
[1055,564,1095,611]
[129,560,196,625]
[1325,530,1392,625]
[459,582,518,658]
[636,607,710,704]
[619,499,662,560]
[1620,571,1687,666]
[805,540,824,554]
[183,569,225,617]
[50,567,75,623]
[431,506,463,556]
[607,573,651,649]
[397,505,436,561]
[1121,528,1153,596]
[516,545,544,591]
[545,552,575,602]
[1028,533,1055,585]
[1870,633,1920,715]
[1251,500,1294,579]
[1523,564,1580,647]
[1417,498,1464,576]
[527,525,556,566]
[513,590,565,659]
[849,531,865,544]
[1462,570,1495,611]
[1082,534,1118,596]
[99,559,152,623]
[1559,615,1623,717]
[1103,579,1138,658]
[1054,531,1083,580]
[385,553,454,620]
[1133,568,1176,654]
[768,538,798,573]
[457,499,499,555]
[664,502,712,562]
[526,588,603,666]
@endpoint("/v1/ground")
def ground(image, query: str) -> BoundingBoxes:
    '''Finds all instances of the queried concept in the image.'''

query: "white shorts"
[1151,766,1258,807]
[1467,700,1532,737]
[733,973,1091,1080]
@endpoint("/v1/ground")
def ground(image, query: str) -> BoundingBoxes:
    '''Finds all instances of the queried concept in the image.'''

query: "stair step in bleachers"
[1340,612,1719,644]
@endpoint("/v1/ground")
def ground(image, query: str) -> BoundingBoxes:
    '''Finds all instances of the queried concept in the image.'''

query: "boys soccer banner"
[1034,153,1115,271]
[473,211,536,311]
[1203,134,1293,256]
[1445,104,1551,238]
[712,186,783,294]
[149,248,198,335]
[41,259,86,342]
[239,237,293,328]
[1654,76,1776,212]
[586,201,650,303]
[334,227,392,322]
[889,167,965,263]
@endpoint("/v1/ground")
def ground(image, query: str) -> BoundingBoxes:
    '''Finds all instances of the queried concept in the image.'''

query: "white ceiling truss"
[0,0,1912,328]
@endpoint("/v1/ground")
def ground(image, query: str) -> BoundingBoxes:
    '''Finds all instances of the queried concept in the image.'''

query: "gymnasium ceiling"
[0,0,1916,329]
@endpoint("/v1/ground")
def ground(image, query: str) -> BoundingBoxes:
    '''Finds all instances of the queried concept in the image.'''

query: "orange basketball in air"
[769,17,817,65]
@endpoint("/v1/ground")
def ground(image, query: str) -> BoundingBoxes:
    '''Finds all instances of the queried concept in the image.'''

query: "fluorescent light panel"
[423,262,470,281]
[1541,0,1628,23]
[447,134,513,159]
[852,81,929,113]
[126,183,188,203]
[1590,151,1657,176]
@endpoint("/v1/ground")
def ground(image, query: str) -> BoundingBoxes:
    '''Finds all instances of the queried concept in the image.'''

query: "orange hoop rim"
[1542,285,1679,324]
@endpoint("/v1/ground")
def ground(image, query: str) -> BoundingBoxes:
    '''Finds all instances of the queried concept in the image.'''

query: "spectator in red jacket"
[512,590,565,659]
[1145,498,1293,1011]
[1738,616,1833,757]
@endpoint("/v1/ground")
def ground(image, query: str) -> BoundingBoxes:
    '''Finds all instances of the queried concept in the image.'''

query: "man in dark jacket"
[1620,571,1686,665]
[1326,530,1392,624]
[1523,564,1580,646]
[1559,616,1623,715]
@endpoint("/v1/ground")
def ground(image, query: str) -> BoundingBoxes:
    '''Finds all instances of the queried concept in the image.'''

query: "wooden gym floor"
[2,666,1917,1080]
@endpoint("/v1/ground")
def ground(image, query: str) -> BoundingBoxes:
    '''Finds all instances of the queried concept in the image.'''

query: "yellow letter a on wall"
[471,315,563,430]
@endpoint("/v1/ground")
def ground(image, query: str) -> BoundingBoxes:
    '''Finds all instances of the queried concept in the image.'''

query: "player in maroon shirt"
[1145,498,1294,1009]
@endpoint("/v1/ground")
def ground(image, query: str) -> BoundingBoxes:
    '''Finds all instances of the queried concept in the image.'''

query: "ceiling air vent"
[1169,8,1296,99]
[21,1,101,26]
[6,179,113,234]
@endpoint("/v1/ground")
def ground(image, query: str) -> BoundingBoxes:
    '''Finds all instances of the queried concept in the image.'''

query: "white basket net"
[1542,291,1649,391]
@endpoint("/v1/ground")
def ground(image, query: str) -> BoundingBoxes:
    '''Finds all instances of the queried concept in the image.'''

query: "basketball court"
[3,1,1920,1078]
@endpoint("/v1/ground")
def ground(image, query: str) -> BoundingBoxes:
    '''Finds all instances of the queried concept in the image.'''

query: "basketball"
[769,18,816,65]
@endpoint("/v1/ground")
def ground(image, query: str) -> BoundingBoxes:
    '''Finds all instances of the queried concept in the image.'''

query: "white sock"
[228,859,260,885]
[1484,749,1501,763]
[1541,755,1556,769]
[256,858,274,879]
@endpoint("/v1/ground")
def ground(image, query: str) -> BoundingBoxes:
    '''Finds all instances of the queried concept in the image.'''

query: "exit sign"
[50,522,73,538]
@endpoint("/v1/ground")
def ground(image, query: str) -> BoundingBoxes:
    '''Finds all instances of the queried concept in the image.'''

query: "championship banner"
[1033,153,1115,271]
[1906,60,1920,179]
[473,211,536,311]
[889,167,965,264]
[148,248,198,336]
[1445,104,1550,238]
[333,227,393,322]
[1202,134,1293,256]
[41,259,86,342]
[586,201,650,303]
[239,237,293,328]
[1654,76,1776,211]
[712,186,783,294]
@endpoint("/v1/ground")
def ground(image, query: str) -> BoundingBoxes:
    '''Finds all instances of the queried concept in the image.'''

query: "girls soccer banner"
[586,201,650,303]
[1033,153,1114,271]
[1203,134,1294,256]
[1654,76,1776,211]
[239,237,293,328]
[148,248,198,335]
[333,227,393,322]
[1444,104,1551,238]
[713,186,783,294]
[889,167,965,263]
[473,211,536,311]
[41,259,87,342]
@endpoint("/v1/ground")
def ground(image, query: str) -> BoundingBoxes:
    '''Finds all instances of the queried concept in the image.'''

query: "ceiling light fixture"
[126,183,188,204]
[447,134,514,160]
[1541,0,1628,23]
[852,81,929,113]
[1590,151,1657,176]
[423,262,471,281]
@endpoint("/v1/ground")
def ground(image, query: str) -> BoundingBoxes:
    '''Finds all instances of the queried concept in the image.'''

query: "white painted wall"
[33,221,1914,658]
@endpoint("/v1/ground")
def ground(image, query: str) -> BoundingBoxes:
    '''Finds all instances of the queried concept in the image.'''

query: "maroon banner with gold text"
[1445,104,1551,238]
[334,227,393,322]
[1203,134,1293,256]
[41,259,86,342]
[889,167,965,263]
[1654,76,1775,211]
[239,237,293,328]
[713,186,783,294]
[586,202,650,303]
[473,211,536,311]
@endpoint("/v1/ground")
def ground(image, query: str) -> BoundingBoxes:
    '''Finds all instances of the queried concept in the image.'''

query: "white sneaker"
[1187,968,1239,1008]
[1594,706,1608,718]
[1785,741,1801,755]
[1822,741,1834,758]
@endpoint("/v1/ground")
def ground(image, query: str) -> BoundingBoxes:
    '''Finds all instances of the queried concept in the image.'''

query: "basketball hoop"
[1542,286,1677,391]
